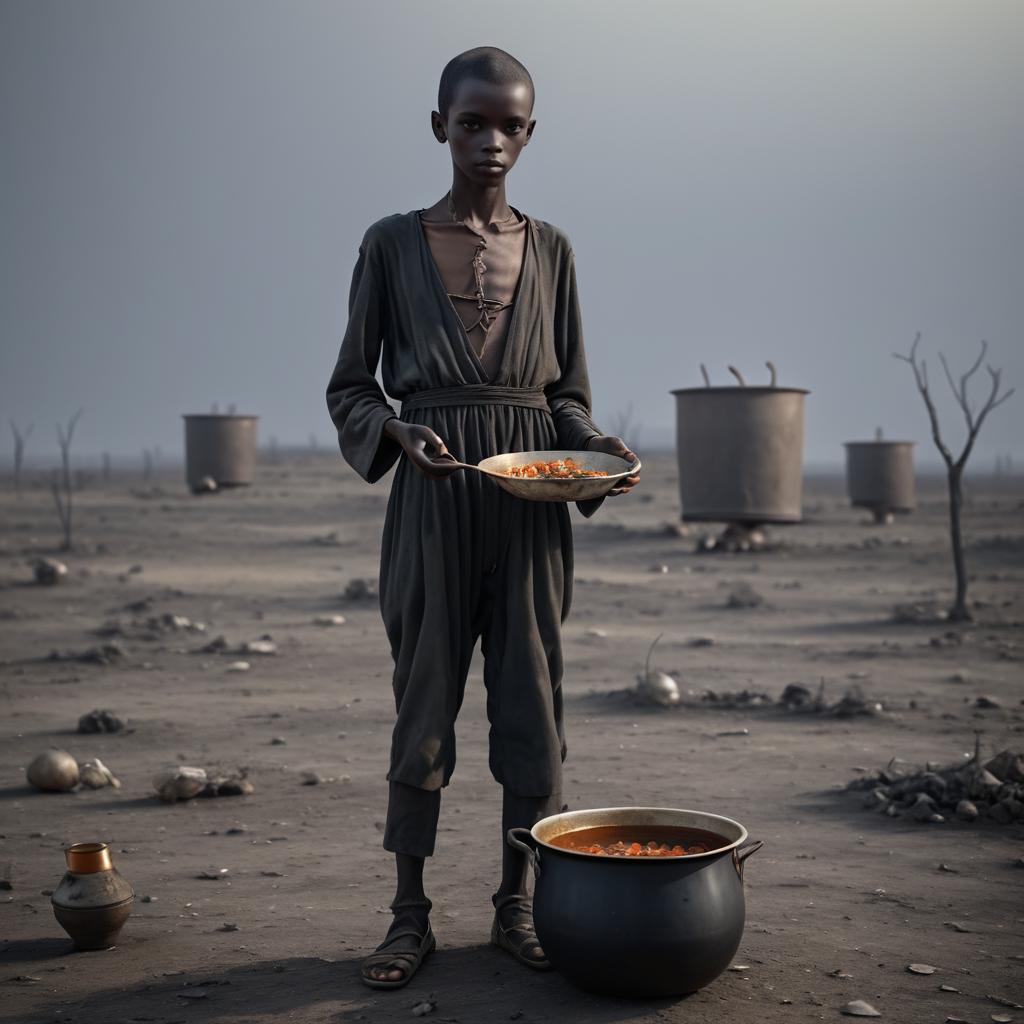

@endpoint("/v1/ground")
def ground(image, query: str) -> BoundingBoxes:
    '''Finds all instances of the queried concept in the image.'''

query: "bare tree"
[10,420,33,493]
[607,402,642,448]
[51,409,84,551]
[894,333,1014,621]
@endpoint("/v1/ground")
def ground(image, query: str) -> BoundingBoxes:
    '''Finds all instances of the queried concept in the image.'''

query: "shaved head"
[437,46,534,118]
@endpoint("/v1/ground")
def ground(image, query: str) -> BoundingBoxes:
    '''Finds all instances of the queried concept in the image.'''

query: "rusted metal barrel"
[671,382,808,524]
[182,415,258,491]
[844,440,916,518]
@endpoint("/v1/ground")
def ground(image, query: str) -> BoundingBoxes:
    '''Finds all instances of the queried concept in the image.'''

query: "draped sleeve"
[545,243,606,517]
[325,231,402,483]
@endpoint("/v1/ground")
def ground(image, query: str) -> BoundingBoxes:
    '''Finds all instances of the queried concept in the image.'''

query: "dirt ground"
[1,451,1021,1024]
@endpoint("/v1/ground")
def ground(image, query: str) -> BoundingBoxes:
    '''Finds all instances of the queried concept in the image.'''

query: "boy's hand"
[385,420,460,480]
[586,435,641,496]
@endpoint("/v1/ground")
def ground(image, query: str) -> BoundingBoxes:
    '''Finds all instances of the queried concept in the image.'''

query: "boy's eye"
[506,124,523,135]
[460,119,480,130]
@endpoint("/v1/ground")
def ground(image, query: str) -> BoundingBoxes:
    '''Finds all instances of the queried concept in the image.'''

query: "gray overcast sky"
[2,0,1021,466]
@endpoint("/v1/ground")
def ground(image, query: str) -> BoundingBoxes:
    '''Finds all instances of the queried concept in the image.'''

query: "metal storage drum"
[671,386,808,523]
[182,414,258,490]
[844,441,916,515]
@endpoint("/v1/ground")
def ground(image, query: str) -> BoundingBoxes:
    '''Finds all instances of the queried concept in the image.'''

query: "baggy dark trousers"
[325,211,604,848]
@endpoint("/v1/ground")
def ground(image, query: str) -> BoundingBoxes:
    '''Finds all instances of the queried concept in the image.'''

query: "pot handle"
[506,827,541,879]
[733,839,763,880]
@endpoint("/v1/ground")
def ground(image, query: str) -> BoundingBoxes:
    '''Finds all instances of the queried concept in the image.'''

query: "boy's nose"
[481,136,503,153]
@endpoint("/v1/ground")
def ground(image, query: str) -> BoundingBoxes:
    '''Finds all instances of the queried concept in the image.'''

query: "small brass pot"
[51,843,134,951]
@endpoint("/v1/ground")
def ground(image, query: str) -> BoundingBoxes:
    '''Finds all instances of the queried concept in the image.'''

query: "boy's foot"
[361,901,435,989]
[491,894,551,970]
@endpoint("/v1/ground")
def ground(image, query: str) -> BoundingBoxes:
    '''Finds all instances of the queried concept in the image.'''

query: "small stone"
[687,636,715,647]
[77,708,126,733]
[241,639,277,656]
[343,578,377,601]
[411,995,436,1017]
[991,1016,1013,1023]
[585,627,607,638]
[197,868,229,880]
[944,921,972,933]
[270,737,287,746]
[32,558,67,585]
[975,696,1001,709]
[313,614,346,626]
[227,660,250,672]
[649,564,669,574]
[907,963,936,974]
[192,476,218,494]
[78,757,120,789]
[726,582,764,609]
[727,964,750,971]
[937,862,958,872]
[956,799,979,821]
[842,1000,881,1017]
[939,984,960,992]
[300,771,323,786]
[217,922,239,932]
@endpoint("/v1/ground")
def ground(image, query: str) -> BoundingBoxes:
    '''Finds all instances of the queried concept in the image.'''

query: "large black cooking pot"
[508,806,762,998]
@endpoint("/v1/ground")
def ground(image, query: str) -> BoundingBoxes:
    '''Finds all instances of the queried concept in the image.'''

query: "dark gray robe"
[326,210,602,798]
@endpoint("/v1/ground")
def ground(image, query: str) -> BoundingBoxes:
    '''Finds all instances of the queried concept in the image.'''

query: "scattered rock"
[846,741,1024,827]
[153,765,208,802]
[78,757,120,789]
[217,922,239,932]
[975,696,1001,709]
[939,984,961,993]
[77,709,126,734]
[241,638,277,656]
[197,635,231,654]
[313,614,347,626]
[842,1000,881,1017]
[300,771,324,786]
[32,558,67,585]
[343,578,378,601]
[227,660,250,672]
[687,636,715,647]
[944,922,972,933]
[192,476,218,494]
[50,641,127,666]
[726,582,764,609]
[907,963,936,974]
[197,868,229,880]
[649,564,669,574]
[270,737,287,746]
[411,995,437,1017]
[585,627,607,638]
[0,862,13,891]
[26,749,79,792]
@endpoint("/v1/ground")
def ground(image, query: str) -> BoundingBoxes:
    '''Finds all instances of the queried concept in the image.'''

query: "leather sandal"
[361,900,436,990]
[490,893,551,971]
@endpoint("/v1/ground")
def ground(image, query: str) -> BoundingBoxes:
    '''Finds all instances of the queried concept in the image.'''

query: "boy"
[326,46,639,988]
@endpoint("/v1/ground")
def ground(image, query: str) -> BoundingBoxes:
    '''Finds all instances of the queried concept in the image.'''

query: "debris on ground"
[846,736,1024,824]
[32,558,67,585]
[240,637,277,656]
[192,476,218,494]
[411,993,437,1017]
[313,614,346,626]
[842,999,881,1017]
[633,634,679,707]
[26,749,79,792]
[343,578,378,601]
[48,641,127,665]
[77,709,126,733]
[78,757,120,789]
[153,766,208,802]
[725,581,765,609]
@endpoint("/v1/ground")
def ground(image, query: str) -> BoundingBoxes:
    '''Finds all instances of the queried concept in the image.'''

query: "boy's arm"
[325,239,402,483]
[546,248,603,453]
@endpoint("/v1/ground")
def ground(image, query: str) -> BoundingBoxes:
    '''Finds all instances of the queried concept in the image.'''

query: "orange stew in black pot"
[549,824,728,858]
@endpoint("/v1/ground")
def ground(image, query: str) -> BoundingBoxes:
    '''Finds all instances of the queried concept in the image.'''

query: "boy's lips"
[477,160,505,170]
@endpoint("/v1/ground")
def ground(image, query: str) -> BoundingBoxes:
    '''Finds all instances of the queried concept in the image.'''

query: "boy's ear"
[524,118,537,144]
[430,111,447,144]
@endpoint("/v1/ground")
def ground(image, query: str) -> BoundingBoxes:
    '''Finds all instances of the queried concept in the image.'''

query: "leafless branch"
[893,332,953,466]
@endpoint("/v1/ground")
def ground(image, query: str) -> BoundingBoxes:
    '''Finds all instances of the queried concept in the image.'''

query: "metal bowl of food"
[464,449,640,502]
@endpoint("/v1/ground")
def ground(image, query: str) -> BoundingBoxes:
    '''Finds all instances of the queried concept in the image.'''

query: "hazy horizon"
[2,0,1021,470]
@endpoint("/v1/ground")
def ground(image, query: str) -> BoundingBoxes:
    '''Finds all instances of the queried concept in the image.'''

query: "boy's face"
[432,78,535,185]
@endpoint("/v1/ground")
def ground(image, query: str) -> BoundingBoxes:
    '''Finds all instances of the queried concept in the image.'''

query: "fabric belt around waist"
[401,384,550,412]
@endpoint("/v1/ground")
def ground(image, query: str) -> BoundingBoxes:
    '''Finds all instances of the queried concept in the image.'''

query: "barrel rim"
[182,414,260,421]
[843,440,916,447]
[670,386,809,396]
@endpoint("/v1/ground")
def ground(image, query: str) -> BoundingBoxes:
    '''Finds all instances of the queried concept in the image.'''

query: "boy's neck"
[448,173,513,229]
